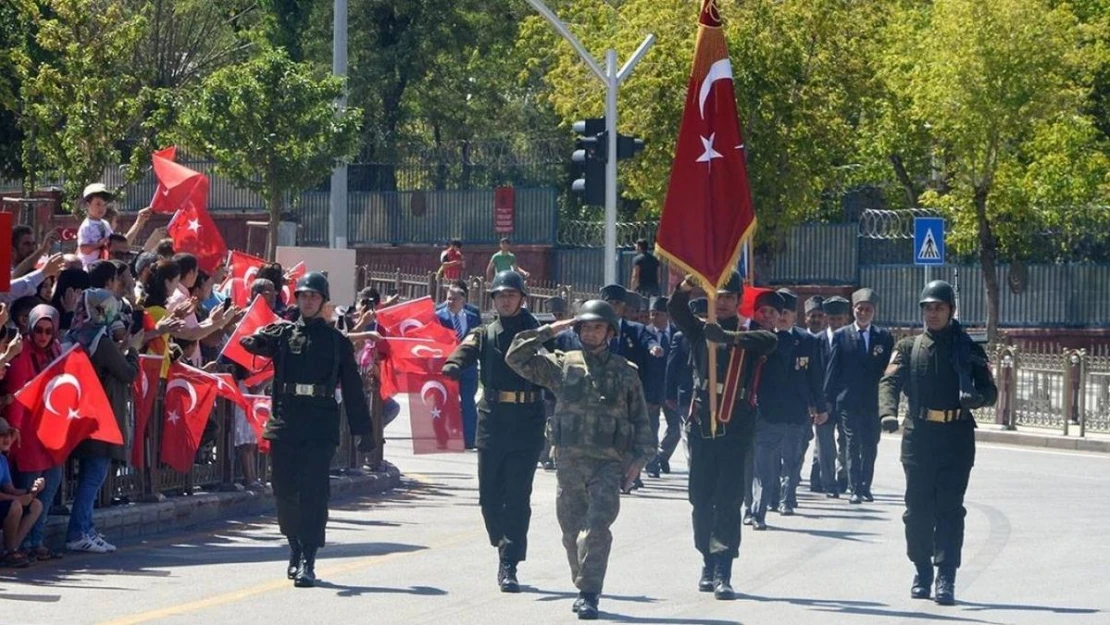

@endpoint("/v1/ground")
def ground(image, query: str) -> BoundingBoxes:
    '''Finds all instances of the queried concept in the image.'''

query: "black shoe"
[286,538,302,580]
[698,563,715,592]
[659,459,670,474]
[498,560,520,593]
[294,548,317,588]
[862,490,874,502]
[542,459,556,471]
[934,567,956,606]
[712,556,736,600]
[825,491,839,499]
[633,477,644,489]
[572,592,587,613]
[778,504,795,516]
[742,511,753,526]
[911,563,934,600]
[645,460,660,478]
[577,593,599,620]
[849,493,863,504]
[752,518,767,531]
[808,484,822,493]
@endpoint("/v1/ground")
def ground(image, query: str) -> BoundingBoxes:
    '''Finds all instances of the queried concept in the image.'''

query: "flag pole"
[706,290,719,437]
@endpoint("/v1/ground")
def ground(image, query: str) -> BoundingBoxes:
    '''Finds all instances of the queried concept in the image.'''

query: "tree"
[18,0,147,207]
[174,46,362,260]
[869,0,1109,339]
[0,0,36,180]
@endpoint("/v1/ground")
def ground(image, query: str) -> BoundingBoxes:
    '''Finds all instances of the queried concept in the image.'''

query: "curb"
[44,463,403,548]
[974,428,1110,453]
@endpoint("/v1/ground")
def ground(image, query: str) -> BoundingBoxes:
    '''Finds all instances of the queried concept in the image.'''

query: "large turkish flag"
[657,0,757,291]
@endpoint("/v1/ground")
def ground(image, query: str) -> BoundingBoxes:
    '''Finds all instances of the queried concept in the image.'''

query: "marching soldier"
[825,289,894,504]
[664,298,706,467]
[668,272,777,600]
[239,272,376,588]
[506,300,656,620]
[442,270,551,593]
[879,281,997,605]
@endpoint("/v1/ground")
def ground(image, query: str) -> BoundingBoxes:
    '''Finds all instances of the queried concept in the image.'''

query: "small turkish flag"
[219,276,252,309]
[208,371,250,412]
[377,337,453,399]
[242,394,272,453]
[219,296,281,376]
[229,250,267,283]
[167,195,227,274]
[375,297,438,337]
[281,261,306,305]
[14,345,122,466]
[160,362,219,474]
[131,354,164,469]
[657,0,757,291]
[405,372,464,454]
[150,146,205,214]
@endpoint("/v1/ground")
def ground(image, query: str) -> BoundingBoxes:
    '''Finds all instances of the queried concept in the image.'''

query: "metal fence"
[992,346,1110,435]
[761,223,858,285]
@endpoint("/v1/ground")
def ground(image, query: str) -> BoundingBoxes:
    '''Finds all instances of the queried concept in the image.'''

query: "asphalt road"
[4,407,1109,625]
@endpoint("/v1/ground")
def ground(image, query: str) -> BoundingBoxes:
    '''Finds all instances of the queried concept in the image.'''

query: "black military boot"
[910,562,933,599]
[659,458,671,474]
[713,555,736,600]
[645,459,661,479]
[698,556,715,592]
[572,591,587,613]
[294,546,317,588]
[286,538,302,580]
[934,566,956,606]
[577,592,599,620]
[498,559,520,593]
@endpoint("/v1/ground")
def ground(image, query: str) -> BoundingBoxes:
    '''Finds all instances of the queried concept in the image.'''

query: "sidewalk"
[975,424,1110,453]
[42,463,402,548]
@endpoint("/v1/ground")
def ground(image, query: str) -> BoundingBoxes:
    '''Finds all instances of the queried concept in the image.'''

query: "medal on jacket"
[290,330,307,354]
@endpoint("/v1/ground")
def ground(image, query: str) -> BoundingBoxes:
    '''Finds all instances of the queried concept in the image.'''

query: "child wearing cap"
[77,183,115,268]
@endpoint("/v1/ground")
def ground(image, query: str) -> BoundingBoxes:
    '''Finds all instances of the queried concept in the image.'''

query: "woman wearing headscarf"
[62,289,138,554]
[49,268,90,331]
[2,305,66,561]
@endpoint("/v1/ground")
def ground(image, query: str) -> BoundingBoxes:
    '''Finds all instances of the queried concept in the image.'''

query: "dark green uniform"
[443,310,550,567]
[879,322,997,576]
[241,317,373,552]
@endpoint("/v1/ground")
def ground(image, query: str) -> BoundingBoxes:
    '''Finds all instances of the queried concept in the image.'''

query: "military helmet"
[717,271,743,295]
[294,271,330,301]
[574,299,620,334]
[919,280,956,308]
[489,270,528,297]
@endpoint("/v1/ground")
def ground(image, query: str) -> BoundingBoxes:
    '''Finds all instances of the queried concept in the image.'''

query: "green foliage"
[18,0,147,208]
[174,46,362,258]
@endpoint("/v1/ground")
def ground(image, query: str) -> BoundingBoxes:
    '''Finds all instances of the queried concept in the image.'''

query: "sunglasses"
[33,326,55,336]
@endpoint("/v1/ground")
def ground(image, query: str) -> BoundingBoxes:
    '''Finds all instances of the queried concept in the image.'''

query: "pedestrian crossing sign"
[914,217,945,266]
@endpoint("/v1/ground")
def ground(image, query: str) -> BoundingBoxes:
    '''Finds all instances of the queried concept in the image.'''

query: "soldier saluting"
[442,270,550,593]
[879,280,997,606]
[506,300,656,620]
[239,272,376,588]
[667,271,777,600]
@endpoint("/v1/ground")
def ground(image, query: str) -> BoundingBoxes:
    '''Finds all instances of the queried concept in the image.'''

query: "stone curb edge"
[974,428,1110,453]
[43,463,403,548]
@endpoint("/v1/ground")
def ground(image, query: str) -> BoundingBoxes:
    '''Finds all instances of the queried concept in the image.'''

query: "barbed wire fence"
[557,220,659,248]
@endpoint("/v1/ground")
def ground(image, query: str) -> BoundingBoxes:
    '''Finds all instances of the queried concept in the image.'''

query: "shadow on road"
[959,600,1100,615]
[601,612,746,625]
[745,594,1009,624]
[313,580,448,598]
[524,586,659,606]
[766,526,879,542]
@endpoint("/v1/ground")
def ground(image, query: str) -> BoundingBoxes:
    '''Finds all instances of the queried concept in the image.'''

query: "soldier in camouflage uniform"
[506,300,657,621]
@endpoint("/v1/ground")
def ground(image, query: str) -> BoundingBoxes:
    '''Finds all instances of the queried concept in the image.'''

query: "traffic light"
[571,118,646,206]
[572,118,606,206]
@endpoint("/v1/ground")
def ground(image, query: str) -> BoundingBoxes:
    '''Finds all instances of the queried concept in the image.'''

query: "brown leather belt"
[924,409,962,423]
[495,390,542,404]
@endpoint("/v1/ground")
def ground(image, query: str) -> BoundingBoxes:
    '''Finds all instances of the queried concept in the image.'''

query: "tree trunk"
[974,186,1000,342]
[267,189,281,262]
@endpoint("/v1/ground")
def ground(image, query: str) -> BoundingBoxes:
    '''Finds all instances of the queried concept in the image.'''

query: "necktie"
[859,328,868,353]
[452,312,464,340]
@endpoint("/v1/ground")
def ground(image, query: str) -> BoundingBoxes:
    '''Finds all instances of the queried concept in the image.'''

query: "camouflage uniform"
[506,325,657,594]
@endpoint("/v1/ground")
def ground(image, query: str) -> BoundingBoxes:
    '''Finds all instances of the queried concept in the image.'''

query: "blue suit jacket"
[437,307,482,380]
[665,330,693,409]
[642,323,674,405]
[823,324,894,417]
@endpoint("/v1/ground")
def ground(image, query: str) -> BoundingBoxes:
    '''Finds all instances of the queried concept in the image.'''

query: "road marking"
[97,473,453,625]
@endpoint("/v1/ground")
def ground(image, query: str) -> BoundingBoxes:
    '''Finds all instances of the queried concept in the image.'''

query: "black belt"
[484,390,542,404]
[279,383,334,398]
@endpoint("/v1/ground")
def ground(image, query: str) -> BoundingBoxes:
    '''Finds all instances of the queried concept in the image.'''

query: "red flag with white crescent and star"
[404,372,464,454]
[374,297,438,337]
[377,337,454,399]
[160,362,220,474]
[150,146,206,215]
[218,296,282,377]
[242,394,273,453]
[656,0,756,291]
[130,354,165,469]
[166,188,227,274]
[13,345,121,467]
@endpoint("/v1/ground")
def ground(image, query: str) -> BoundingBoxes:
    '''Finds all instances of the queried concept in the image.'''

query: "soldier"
[668,272,777,600]
[540,296,571,471]
[239,272,375,588]
[506,300,656,620]
[825,289,894,504]
[879,281,997,605]
[743,289,786,530]
[442,270,550,593]
[664,297,706,467]
[812,296,850,496]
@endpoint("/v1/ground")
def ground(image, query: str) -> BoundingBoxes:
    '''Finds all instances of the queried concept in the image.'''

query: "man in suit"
[812,296,851,496]
[824,288,894,504]
[644,296,678,477]
[437,284,482,449]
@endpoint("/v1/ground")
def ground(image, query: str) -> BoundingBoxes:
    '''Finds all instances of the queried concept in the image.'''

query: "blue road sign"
[914,217,945,266]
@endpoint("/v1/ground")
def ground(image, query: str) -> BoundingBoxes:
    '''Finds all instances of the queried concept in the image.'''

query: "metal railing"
[991,345,1110,435]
